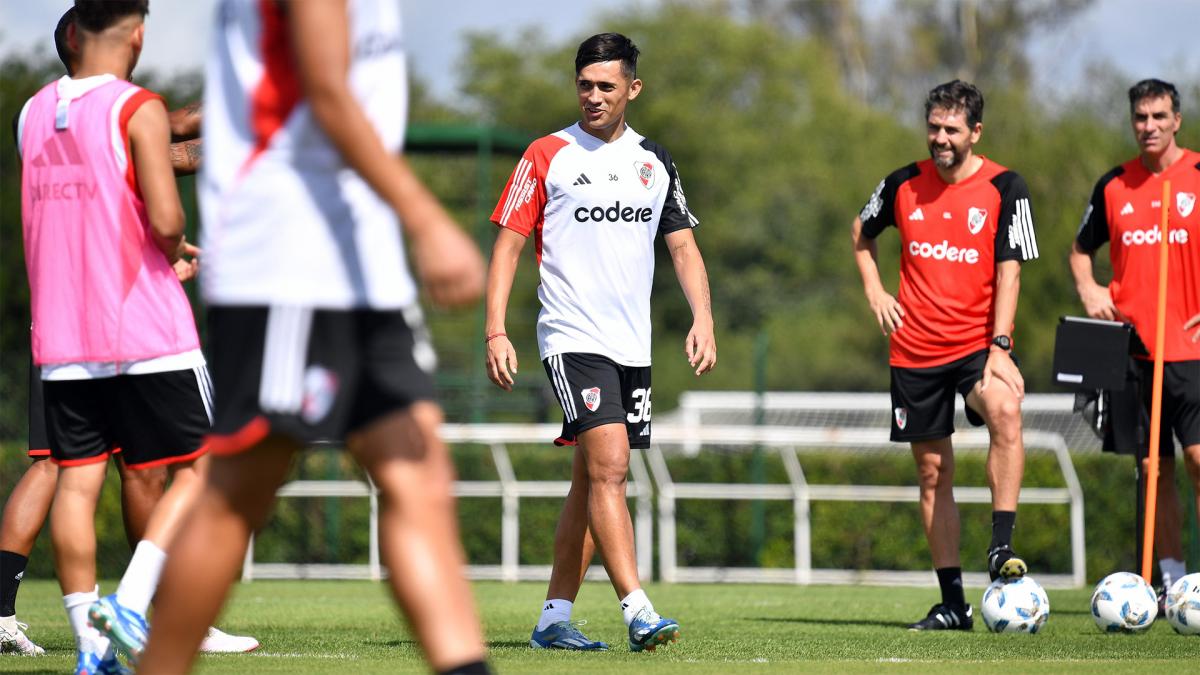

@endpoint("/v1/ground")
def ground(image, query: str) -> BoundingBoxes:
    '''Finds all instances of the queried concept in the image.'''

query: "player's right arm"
[484,228,526,391]
[1070,176,1121,320]
[852,175,904,335]
[169,138,201,176]
[286,0,483,308]
[128,97,197,280]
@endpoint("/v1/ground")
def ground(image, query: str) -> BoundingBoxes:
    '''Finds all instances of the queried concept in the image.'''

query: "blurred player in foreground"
[851,80,1038,630]
[486,32,715,652]
[139,0,489,672]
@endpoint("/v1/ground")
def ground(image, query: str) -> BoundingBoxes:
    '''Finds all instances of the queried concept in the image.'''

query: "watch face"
[993,336,1012,350]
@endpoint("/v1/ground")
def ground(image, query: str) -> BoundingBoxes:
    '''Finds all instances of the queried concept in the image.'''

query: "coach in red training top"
[851,80,1039,631]
[1071,78,1200,599]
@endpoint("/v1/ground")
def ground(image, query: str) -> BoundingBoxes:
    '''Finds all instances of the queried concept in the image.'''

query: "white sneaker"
[199,626,260,653]
[0,618,45,656]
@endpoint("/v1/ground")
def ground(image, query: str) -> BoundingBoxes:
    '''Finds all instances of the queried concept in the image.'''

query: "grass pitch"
[6,579,1200,672]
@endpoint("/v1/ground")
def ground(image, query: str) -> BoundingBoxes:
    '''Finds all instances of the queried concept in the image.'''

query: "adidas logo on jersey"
[1120,202,1134,216]
[639,425,650,436]
[573,173,592,186]
[30,132,84,168]
[908,207,924,221]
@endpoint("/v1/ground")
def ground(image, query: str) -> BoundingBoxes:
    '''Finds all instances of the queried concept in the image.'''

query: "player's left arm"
[984,260,1024,398]
[665,227,716,376]
[983,171,1038,397]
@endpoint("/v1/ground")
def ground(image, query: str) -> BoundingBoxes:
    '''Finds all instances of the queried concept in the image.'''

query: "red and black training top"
[1075,149,1200,362]
[860,157,1038,368]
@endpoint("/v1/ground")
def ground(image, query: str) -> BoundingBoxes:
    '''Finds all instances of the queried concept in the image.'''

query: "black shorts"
[28,361,49,458]
[543,353,652,449]
[205,305,437,454]
[890,349,1008,442]
[1138,359,1200,453]
[42,368,213,469]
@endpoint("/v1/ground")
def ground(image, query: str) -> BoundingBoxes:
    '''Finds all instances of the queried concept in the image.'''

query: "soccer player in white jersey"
[139,1,490,673]
[486,32,716,652]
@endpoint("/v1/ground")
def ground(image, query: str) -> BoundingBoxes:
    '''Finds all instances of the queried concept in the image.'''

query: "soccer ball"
[980,576,1050,633]
[1090,572,1158,633]
[1165,572,1200,635]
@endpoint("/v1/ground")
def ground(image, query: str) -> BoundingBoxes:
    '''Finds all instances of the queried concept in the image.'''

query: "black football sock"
[936,566,966,609]
[990,511,1017,551]
[438,660,491,675]
[0,551,29,617]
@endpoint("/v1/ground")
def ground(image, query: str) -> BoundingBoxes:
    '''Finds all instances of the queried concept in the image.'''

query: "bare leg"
[114,458,166,549]
[347,403,486,671]
[911,438,959,568]
[1148,456,1185,561]
[576,424,639,599]
[50,463,108,594]
[545,447,597,601]
[966,382,1024,512]
[138,440,294,675]
[0,459,58,556]
[135,456,207,551]
[1185,445,1200,549]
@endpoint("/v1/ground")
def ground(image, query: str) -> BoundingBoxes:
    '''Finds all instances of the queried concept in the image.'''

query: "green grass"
[6,580,1200,673]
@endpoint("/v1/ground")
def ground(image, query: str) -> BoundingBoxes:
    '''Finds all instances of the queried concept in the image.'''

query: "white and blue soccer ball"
[1165,572,1200,635]
[980,575,1050,633]
[1090,571,1158,633]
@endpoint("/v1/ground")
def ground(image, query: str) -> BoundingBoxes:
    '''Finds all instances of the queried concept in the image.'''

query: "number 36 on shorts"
[627,387,652,423]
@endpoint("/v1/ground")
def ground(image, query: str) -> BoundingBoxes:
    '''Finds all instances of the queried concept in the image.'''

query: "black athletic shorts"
[28,361,49,458]
[1138,359,1200,452]
[205,305,437,454]
[42,368,213,469]
[889,348,1016,442]
[543,352,652,449]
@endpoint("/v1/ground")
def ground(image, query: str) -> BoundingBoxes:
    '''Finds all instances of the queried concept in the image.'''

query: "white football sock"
[63,587,105,650]
[1161,557,1187,589]
[620,588,652,626]
[115,540,167,615]
[536,598,573,631]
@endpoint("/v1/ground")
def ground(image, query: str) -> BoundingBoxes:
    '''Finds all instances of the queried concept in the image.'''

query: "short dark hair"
[74,0,149,33]
[924,80,984,128]
[575,32,639,80]
[1128,78,1180,114]
[54,8,76,73]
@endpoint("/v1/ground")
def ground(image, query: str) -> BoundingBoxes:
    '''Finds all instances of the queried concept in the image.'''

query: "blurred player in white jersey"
[486,32,716,652]
[140,1,489,672]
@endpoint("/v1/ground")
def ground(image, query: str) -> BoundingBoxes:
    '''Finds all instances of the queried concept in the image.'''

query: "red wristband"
[485,333,507,343]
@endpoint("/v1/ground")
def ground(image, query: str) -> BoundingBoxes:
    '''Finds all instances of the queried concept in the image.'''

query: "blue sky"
[1,0,1196,102]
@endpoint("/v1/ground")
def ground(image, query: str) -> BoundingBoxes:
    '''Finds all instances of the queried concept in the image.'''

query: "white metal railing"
[241,422,1085,589]
[645,425,1085,589]
[242,423,654,583]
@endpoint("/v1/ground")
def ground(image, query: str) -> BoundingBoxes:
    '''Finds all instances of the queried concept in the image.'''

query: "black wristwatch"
[991,335,1012,352]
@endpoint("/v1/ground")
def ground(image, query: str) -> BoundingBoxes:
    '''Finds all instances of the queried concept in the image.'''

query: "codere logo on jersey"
[908,239,980,264]
[1121,225,1189,246]
[574,202,654,223]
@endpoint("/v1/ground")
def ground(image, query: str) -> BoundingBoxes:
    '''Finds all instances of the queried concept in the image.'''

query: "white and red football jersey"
[200,0,415,309]
[492,123,698,366]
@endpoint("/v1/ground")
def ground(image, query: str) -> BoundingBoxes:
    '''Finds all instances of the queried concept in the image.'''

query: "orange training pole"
[1141,179,1171,582]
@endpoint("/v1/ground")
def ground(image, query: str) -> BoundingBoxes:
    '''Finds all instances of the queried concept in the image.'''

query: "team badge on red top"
[635,161,655,189]
[582,387,602,412]
[967,207,987,235]
[1177,192,1196,218]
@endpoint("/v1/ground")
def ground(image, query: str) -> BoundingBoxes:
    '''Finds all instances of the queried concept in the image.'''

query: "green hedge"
[1,442,1192,585]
